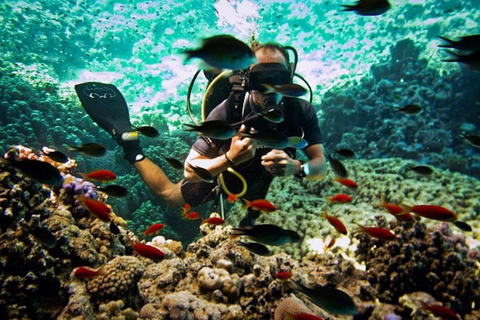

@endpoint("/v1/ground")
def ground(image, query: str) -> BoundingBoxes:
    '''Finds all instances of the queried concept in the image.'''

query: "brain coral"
[87,256,145,301]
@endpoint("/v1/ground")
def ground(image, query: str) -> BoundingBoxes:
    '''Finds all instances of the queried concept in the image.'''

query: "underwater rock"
[274,296,314,320]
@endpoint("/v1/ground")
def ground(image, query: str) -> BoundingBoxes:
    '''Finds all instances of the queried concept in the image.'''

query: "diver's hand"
[227,125,256,165]
[261,149,300,177]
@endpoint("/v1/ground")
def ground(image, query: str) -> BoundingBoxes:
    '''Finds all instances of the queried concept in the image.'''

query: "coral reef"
[1,153,480,319]
[87,256,145,302]
[356,217,480,317]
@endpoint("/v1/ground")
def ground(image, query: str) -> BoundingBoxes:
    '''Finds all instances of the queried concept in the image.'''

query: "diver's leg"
[134,158,186,207]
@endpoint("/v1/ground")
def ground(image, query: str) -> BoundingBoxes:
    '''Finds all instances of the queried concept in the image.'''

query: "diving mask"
[248,63,291,123]
[248,63,292,92]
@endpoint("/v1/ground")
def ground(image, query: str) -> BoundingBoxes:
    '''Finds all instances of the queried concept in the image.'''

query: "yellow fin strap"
[219,167,247,198]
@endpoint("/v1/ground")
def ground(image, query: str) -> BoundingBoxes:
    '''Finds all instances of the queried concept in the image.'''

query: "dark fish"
[453,221,472,232]
[442,50,480,71]
[240,131,290,149]
[341,0,391,16]
[326,153,348,178]
[183,34,257,70]
[258,107,284,123]
[287,136,309,149]
[23,225,57,248]
[333,148,355,158]
[183,120,236,140]
[0,154,63,186]
[97,185,129,197]
[238,241,273,256]
[460,133,480,148]
[41,148,69,163]
[68,143,106,157]
[162,155,184,170]
[262,83,308,97]
[395,104,422,114]
[288,280,358,315]
[405,165,433,176]
[110,221,120,234]
[438,35,480,52]
[231,224,302,246]
[187,163,215,183]
[133,125,159,138]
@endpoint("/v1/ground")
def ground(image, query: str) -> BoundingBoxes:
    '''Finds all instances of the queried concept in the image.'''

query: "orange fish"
[323,210,347,235]
[79,169,117,182]
[242,199,277,212]
[202,217,225,225]
[334,177,357,188]
[324,238,336,253]
[402,204,457,221]
[419,301,459,320]
[184,211,202,220]
[227,193,238,203]
[285,312,324,320]
[356,224,396,240]
[142,223,165,237]
[76,194,111,222]
[183,203,191,214]
[130,241,165,260]
[73,266,106,279]
[327,193,352,204]
[275,271,293,281]
[380,194,413,222]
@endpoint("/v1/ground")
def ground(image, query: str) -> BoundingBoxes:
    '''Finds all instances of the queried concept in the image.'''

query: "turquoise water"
[1,1,480,319]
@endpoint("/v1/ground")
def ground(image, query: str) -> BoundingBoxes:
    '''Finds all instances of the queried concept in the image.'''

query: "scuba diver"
[75,42,327,225]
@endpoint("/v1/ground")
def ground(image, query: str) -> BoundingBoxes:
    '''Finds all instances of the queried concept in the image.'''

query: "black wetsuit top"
[181,94,322,206]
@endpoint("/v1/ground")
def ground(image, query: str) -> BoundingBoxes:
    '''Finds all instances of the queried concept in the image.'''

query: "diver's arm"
[261,143,327,179]
[303,143,327,180]
[133,158,183,204]
[185,127,256,182]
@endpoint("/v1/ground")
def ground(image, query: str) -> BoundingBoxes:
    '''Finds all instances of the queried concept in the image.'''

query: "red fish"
[142,223,165,237]
[184,211,202,220]
[334,177,357,188]
[76,194,111,222]
[202,217,225,225]
[419,301,459,320]
[356,224,396,240]
[73,266,106,279]
[285,312,324,320]
[130,241,166,260]
[324,238,336,253]
[227,193,238,203]
[327,193,352,204]
[183,203,191,214]
[402,204,457,221]
[380,194,413,222]
[323,210,347,235]
[275,271,293,281]
[242,199,277,212]
[79,169,117,182]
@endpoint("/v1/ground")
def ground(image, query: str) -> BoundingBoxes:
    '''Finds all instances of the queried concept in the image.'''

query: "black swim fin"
[74,82,135,140]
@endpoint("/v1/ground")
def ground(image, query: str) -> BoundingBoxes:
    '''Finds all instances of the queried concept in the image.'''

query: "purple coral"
[62,176,98,212]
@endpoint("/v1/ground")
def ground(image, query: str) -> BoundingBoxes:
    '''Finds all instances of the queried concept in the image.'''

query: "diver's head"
[248,43,292,123]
